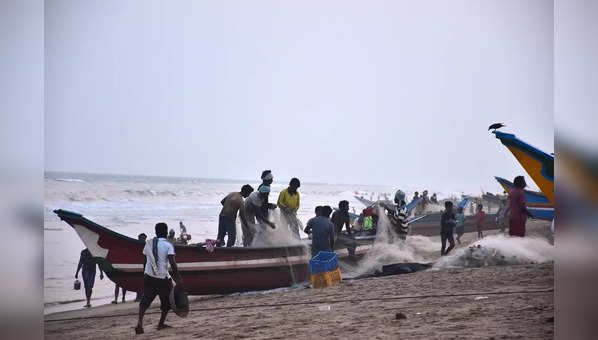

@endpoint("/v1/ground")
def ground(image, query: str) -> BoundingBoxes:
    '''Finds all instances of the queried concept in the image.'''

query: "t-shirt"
[277,189,300,213]
[79,249,96,273]
[143,238,175,279]
[310,216,334,257]
[331,210,351,233]
[455,213,465,228]
[440,211,456,232]
[220,192,244,221]
[304,217,317,234]
[245,191,265,224]
[508,188,527,221]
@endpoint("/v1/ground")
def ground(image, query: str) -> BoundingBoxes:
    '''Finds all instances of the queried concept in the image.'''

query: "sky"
[45,0,554,194]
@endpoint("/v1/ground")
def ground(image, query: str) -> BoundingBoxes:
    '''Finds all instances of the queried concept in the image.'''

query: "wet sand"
[45,262,553,339]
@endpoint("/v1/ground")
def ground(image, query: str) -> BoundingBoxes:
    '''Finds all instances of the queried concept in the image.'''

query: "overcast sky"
[45,0,553,194]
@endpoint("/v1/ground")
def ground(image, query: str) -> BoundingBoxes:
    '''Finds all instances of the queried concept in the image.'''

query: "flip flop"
[157,324,172,330]
[135,325,144,334]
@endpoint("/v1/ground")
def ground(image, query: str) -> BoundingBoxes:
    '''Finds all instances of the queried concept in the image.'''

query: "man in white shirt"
[135,223,183,335]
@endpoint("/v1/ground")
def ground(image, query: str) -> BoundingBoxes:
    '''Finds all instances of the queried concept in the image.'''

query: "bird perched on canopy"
[488,123,505,131]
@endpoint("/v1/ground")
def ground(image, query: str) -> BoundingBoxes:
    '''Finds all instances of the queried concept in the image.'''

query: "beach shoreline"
[45,261,554,339]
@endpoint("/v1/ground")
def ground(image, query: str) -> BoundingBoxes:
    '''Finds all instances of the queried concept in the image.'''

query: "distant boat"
[354,195,422,214]
[492,130,554,205]
[408,196,497,230]
[494,176,554,221]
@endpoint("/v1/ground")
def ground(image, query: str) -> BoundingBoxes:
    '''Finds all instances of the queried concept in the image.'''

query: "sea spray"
[350,207,440,277]
[433,234,554,269]
[250,209,306,247]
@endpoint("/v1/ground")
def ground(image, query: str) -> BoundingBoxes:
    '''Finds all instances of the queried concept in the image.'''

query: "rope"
[45,288,553,323]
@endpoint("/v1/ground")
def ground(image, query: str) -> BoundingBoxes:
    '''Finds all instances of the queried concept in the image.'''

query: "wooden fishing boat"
[54,209,310,295]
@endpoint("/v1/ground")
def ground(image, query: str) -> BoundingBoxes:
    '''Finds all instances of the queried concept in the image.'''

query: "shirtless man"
[216,184,253,247]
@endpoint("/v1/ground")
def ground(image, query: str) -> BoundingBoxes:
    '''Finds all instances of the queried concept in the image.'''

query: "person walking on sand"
[309,206,335,257]
[455,206,465,244]
[75,248,104,308]
[242,185,276,246]
[112,284,126,304]
[135,223,183,335]
[216,184,253,247]
[476,203,486,239]
[440,201,456,256]
[508,176,534,237]
[277,178,301,239]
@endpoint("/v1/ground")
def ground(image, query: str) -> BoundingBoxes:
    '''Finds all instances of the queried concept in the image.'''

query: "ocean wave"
[123,189,202,197]
[56,178,86,183]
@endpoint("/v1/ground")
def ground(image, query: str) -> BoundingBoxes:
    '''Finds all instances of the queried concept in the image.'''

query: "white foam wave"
[433,234,554,269]
[56,178,85,183]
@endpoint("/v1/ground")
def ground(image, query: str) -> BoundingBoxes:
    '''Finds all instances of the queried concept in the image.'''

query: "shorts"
[441,229,454,244]
[139,275,172,312]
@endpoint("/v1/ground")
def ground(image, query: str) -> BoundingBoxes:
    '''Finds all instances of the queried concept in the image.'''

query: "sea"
[44,171,422,315]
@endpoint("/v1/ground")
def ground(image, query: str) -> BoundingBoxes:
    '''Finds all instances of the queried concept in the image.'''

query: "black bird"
[488,123,505,131]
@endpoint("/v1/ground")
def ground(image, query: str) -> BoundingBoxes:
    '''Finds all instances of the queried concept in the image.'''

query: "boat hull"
[54,209,310,295]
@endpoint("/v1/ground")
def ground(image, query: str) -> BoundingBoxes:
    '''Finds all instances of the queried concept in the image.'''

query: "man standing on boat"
[242,185,276,246]
[216,184,253,247]
[277,178,301,239]
[75,248,104,308]
[135,223,183,335]
[258,170,274,218]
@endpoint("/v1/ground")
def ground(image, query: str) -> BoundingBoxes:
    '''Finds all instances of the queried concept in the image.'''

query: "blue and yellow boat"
[492,131,554,205]
[494,176,554,221]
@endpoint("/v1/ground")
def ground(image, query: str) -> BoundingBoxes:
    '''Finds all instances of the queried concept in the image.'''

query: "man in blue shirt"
[307,205,335,257]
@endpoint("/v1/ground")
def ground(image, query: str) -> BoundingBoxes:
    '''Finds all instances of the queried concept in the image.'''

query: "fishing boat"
[54,209,310,295]
[494,176,554,221]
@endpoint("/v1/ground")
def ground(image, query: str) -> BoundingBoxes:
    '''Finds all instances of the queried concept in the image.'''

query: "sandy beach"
[45,222,554,339]
[45,262,553,339]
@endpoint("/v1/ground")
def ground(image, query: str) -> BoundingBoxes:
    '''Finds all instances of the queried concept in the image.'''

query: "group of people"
[439,175,534,256]
[216,170,302,248]
[73,173,538,334]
